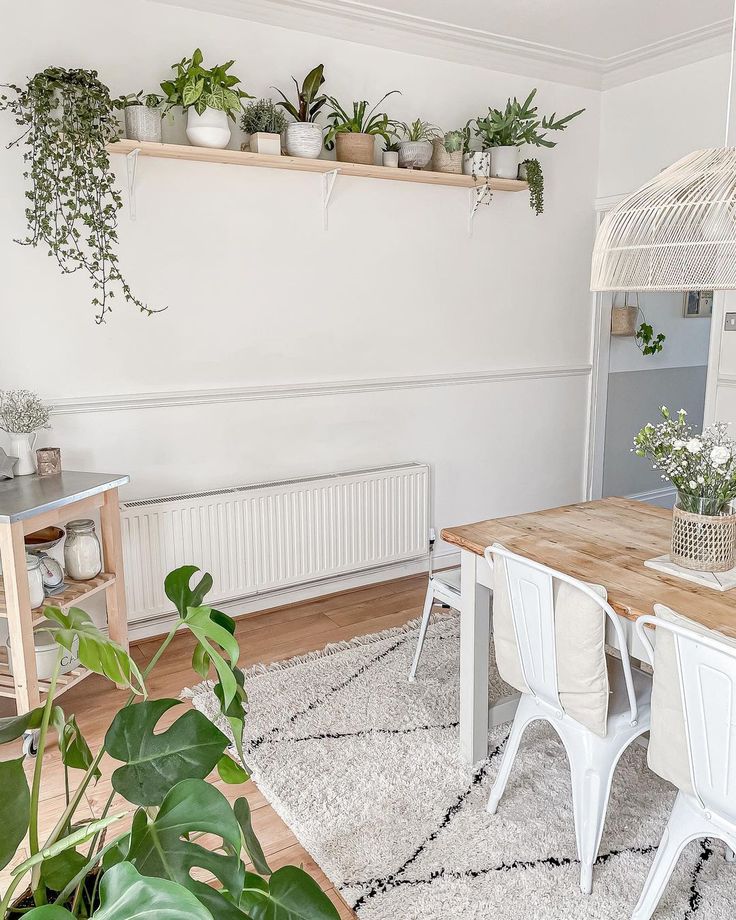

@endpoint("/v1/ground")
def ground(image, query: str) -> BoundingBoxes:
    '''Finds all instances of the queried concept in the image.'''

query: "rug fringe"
[181,611,456,701]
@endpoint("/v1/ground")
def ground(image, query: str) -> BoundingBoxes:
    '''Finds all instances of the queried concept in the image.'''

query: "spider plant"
[396,118,441,142]
[323,91,399,148]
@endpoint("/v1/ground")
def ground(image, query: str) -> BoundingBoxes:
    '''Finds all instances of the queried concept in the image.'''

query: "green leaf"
[183,606,240,708]
[21,907,75,919]
[182,77,204,107]
[126,778,244,895]
[0,757,29,870]
[106,699,229,806]
[164,566,213,619]
[51,709,100,778]
[0,706,43,744]
[217,754,249,785]
[192,608,236,678]
[234,797,271,876]
[239,866,340,920]
[12,813,127,876]
[44,607,145,695]
[94,862,213,920]
[301,65,325,105]
[214,663,248,764]
[40,848,87,892]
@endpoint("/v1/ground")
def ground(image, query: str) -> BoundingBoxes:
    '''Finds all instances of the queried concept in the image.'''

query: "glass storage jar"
[64,519,102,580]
[26,554,45,609]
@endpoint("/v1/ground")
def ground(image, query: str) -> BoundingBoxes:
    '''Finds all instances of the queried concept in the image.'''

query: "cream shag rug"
[185,615,734,919]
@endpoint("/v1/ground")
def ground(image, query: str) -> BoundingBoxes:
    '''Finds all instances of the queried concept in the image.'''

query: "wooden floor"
[0,572,429,917]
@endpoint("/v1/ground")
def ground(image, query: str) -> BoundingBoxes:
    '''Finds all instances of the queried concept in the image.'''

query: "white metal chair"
[408,535,461,682]
[632,609,736,920]
[484,543,651,895]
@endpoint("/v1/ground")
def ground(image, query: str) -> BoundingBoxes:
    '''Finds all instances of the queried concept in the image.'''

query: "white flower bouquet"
[0,389,51,434]
[634,406,736,515]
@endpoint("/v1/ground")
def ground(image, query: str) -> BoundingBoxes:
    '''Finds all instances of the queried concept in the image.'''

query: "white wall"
[0,0,600,587]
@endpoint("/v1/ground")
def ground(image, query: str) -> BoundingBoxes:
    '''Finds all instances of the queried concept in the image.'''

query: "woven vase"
[671,504,736,572]
[336,133,375,165]
[611,305,638,336]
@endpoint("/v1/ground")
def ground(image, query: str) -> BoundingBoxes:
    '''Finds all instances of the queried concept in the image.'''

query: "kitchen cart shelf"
[0,647,92,700]
[107,139,529,192]
[0,572,115,622]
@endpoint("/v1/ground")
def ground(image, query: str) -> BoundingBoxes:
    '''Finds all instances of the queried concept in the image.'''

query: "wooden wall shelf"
[108,140,529,193]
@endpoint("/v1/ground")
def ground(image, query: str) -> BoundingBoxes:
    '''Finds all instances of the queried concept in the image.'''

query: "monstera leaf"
[164,565,213,618]
[52,708,101,779]
[24,863,214,920]
[106,699,229,805]
[126,778,244,895]
[44,607,145,695]
[0,706,44,744]
[234,797,271,876]
[183,606,240,708]
[0,756,29,870]
[239,867,340,920]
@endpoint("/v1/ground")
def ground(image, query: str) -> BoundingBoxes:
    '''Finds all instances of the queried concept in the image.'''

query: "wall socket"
[725,313,736,331]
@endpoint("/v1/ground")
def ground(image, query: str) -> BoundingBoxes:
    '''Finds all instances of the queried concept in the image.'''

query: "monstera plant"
[0,566,338,920]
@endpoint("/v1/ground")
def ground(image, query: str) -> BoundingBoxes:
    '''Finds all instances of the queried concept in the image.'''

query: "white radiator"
[120,462,429,622]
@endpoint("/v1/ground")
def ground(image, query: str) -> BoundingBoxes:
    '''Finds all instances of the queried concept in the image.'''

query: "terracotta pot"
[336,133,375,165]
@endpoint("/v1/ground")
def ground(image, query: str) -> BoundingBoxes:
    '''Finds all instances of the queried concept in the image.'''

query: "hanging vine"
[0,67,156,323]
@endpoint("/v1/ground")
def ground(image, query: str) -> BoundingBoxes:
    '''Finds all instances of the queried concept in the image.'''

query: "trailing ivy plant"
[636,321,666,355]
[521,157,544,215]
[0,565,339,920]
[0,67,155,324]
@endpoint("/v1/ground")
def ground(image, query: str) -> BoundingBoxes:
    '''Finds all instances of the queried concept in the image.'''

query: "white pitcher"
[9,431,37,476]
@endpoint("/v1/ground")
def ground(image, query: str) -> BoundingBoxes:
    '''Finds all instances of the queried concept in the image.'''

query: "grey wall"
[602,365,708,498]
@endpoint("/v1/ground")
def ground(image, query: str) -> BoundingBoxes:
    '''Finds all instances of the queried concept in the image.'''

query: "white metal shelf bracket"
[322,168,340,230]
[467,183,493,237]
[126,148,140,221]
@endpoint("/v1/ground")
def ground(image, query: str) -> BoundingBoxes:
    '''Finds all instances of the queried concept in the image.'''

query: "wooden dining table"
[441,497,736,763]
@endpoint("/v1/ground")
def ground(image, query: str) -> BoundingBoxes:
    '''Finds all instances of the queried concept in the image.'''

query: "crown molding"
[47,364,592,415]
[149,0,732,90]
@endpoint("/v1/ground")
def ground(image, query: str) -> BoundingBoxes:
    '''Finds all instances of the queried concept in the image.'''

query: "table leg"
[459,549,492,762]
[100,488,129,654]
[0,521,40,714]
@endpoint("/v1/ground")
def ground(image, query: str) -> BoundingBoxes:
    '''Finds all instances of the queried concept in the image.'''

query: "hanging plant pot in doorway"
[186,106,231,148]
[611,305,638,336]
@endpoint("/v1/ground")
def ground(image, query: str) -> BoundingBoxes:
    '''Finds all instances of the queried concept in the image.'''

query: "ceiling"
[152,0,735,87]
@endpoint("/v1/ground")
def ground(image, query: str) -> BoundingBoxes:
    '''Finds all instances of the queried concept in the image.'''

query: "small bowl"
[25,526,65,554]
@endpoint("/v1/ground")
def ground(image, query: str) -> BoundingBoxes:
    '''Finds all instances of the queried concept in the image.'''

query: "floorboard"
[0,572,429,916]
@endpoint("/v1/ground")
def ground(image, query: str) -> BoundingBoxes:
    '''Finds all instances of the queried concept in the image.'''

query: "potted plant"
[635,320,666,355]
[382,129,401,167]
[161,49,250,149]
[0,68,153,323]
[470,89,584,179]
[0,390,50,476]
[324,92,399,165]
[395,118,441,169]
[116,92,163,143]
[0,564,340,919]
[635,408,736,571]
[240,98,287,155]
[519,157,544,214]
[431,129,465,174]
[273,64,326,158]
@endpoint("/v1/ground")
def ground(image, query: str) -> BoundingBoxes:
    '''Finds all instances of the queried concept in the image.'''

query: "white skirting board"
[644,554,736,592]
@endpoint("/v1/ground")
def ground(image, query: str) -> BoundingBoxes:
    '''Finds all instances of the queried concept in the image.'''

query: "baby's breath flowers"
[0,389,51,434]
[634,406,736,514]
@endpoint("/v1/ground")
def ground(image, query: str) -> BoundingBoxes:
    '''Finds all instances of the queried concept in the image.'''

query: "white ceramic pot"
[9,432,37,476]
[125,106,162,143]
[186,107,231,149]
[285,122,323,158]
[382,150,399,168]
[491,145,521,179]
[462,151,491,177]
[6,619,80,680]
[248,132,282,156]
[398,140,433,169]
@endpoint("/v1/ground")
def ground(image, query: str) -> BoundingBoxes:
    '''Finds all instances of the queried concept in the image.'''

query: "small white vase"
[161,107,189,145]
[491,145,521,179]
[9,432,37,476]
[186,107,231,149]
[248,132,281,155]
[285,122,323,158]
[462,151,491,177]
[382,150,399,167]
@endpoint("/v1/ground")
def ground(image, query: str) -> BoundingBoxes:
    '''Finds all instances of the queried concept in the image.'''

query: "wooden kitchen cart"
[0,471,130,716]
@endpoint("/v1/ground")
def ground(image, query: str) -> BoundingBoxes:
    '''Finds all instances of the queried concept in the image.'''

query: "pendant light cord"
[725,0,736,145]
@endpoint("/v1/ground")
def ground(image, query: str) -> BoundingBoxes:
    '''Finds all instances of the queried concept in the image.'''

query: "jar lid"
[26,553,41,571]
[66,519,95,532]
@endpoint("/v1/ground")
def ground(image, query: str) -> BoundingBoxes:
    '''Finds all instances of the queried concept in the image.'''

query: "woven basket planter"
[671,504,736,572]
[611,305,638,336]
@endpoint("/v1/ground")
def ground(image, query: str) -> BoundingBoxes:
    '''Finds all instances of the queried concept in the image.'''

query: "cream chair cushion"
[492,555,610,737]
[648,604,736,797]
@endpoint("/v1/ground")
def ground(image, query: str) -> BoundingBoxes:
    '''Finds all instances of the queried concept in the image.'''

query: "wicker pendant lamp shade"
[591,147,736,292]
